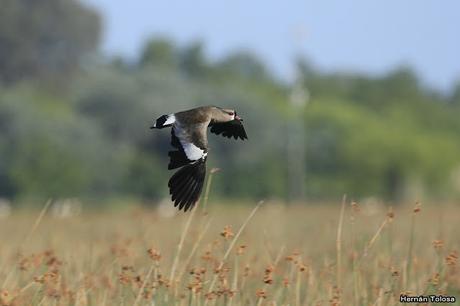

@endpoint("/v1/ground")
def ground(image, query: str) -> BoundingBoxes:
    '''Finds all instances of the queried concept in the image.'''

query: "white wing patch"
[182,142,206,161]
[173,124,207,161]
[164,114,176,125]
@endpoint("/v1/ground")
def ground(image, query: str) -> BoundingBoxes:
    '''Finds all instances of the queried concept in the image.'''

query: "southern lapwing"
[151,106,247,211]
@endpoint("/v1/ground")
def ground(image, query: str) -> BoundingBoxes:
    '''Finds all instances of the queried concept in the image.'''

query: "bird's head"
[215,107,243,122]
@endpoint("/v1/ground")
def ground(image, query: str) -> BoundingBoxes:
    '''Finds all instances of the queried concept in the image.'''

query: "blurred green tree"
[140,38,177,69]
[451,81,460,106]
[1,18,460,204]
[215,51,269,81]
[179,41,209,77]
[0,0,101,84]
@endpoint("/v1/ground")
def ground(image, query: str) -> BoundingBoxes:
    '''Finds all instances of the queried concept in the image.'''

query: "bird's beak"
[235,115,243,121]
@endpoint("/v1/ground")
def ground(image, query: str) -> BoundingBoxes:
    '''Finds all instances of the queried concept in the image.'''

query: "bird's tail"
[150,114,175,129]
[168,158,206,212]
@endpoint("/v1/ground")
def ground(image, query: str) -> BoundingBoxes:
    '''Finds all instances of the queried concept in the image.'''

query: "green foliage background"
[1,0,460,204]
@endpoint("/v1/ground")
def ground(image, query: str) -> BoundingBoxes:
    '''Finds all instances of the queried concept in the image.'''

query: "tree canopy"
[0,0,101,84]
[1,4,459,204]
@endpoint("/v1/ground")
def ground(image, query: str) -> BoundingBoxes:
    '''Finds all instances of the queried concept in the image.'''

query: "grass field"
[0,199,459,306]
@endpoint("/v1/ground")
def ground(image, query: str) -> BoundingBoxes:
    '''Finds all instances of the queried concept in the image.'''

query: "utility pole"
[287,73,309,204]
[287,25,309,204]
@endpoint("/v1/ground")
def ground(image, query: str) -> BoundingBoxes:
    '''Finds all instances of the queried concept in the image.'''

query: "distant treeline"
[1,0,460,204]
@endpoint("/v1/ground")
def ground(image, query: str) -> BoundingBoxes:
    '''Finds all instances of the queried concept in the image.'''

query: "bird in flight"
[151,106,247,211]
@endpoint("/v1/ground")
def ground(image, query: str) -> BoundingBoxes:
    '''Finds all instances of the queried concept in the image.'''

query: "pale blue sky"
[84,0,460,92]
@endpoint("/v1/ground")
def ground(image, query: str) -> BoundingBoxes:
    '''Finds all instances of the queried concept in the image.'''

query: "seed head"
[201,250,213,262]
[243,264,251,277]
[387,206,395,222]
[285,250,300,262]
[236,245,247,255]
[122,265,134,271]
[256,289,267,299]
[0,290,10,305]
[263,275,273,284]
[46,256,62,267]
[43,271,59,284]
[413,202,421,213]
[143,290,153,300]
[119,273,131,285]
[432,240,444,251]
[210,168,221,174]
[445,251,458,266]
[298,262,308,272]
[220,225,234,240]
[134,275,143,287]
[265,264,275,274]
[157,274,171,287]
[429,273,440,286]
[351,201,360,213]
[147,248,161,261]
[46,288,60,299]
[204,292,216,300]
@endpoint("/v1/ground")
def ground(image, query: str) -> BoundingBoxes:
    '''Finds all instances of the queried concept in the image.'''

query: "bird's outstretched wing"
[168,129,190,170]
[210,120,248,140]
[168,158,206,212]
[167,126,208,211]
[168,126,207,169]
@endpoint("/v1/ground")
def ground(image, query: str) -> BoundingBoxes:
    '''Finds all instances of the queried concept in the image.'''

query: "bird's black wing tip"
[168,159,206,212]
[210,120,247,141]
